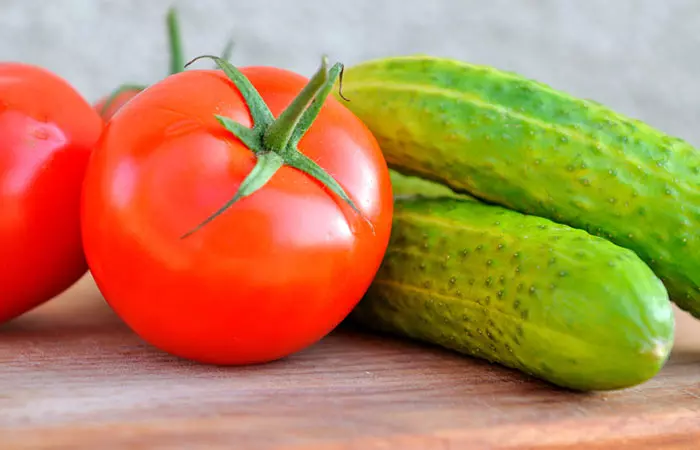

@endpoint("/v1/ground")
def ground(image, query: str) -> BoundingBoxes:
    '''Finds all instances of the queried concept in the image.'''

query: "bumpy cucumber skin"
[337,55,700,318]
[351,194,674,391]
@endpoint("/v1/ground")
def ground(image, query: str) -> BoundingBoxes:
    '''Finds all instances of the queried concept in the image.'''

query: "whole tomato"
[81,56,393,364]
[0,62,103,324]
[95,8,234,120]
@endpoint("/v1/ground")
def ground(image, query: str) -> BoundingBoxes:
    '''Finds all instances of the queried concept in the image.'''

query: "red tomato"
[93,7,233,121]
[94,88,143,121]
[93,6,181,120]
[81,59,393,365]
[0,62,103,323]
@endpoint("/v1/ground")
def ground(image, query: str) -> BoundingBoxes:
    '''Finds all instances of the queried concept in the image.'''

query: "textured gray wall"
[2,0,699,146]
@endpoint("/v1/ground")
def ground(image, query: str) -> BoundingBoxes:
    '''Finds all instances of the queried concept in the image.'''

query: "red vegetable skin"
[81,56,393,365]
[94,88,144,121]
[0,63,103,323]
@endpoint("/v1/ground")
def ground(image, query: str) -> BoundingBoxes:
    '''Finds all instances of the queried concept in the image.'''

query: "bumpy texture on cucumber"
[337,55,700,318]
[350,191,675,391]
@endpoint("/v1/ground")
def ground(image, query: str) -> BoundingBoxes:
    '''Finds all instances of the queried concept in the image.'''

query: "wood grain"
[1,274,699,450]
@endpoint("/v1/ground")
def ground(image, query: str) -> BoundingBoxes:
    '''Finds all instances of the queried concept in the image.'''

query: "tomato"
[0,62,103,324]
[81,56,393,365]
[94,7,234,120]
[93,7,184,120]
[94,87,144,121]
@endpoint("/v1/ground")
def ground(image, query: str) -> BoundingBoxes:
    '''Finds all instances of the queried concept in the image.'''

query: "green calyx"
[180,55,367,238]
[100,7,234,116]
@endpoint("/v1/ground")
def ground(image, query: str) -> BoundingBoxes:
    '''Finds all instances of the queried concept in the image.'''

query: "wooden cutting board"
[1,274,699,450]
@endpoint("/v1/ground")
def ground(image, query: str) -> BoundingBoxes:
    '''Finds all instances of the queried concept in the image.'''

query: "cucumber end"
[647,338,673,362]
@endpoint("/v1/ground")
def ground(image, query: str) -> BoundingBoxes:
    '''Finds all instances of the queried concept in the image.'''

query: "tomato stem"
[180,55,370,238]
[167,7,185,74]
[220,38,235,63]
[262,57,330,152]
[289,62,345,148]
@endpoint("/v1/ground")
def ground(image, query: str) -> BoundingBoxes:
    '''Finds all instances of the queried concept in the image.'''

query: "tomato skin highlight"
[81,67,393,364]
[0,63,103,323]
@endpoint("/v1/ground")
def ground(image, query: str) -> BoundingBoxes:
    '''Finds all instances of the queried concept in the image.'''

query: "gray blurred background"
[1,0,699,146]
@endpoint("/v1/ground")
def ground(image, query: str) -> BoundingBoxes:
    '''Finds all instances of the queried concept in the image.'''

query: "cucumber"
[389,169,471,200]
[350,189,675,391]
[337,55,700,318]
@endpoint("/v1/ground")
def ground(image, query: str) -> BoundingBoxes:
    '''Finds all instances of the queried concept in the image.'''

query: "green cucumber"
[337,55,700,318]
[389,169,471,200]
[350,174,675,391]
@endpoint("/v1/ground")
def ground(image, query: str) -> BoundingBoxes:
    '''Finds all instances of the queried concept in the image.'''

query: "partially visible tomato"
[81,56,393,365]
[0,62,103,324]
[95,7,234,120]
[94,86,145,121]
